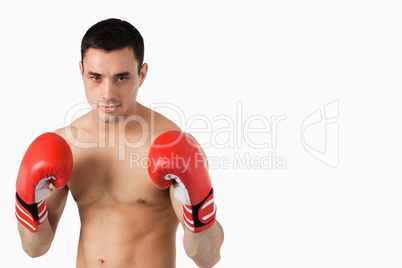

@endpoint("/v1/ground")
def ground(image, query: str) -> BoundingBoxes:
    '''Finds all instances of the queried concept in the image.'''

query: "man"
[15,18,224,267]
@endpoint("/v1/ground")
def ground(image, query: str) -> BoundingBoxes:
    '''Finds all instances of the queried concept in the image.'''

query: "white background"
[1,0,401,267]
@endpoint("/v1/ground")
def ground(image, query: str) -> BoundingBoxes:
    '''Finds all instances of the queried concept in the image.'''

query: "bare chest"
[67,146,164,207]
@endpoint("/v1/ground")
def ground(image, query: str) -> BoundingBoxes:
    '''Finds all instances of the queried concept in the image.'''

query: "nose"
[101,79,117,100]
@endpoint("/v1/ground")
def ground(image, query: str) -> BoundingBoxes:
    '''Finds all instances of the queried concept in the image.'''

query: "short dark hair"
[81,18,144,73]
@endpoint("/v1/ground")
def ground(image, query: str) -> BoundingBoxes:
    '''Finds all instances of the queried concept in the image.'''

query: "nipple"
[137,198,147,204]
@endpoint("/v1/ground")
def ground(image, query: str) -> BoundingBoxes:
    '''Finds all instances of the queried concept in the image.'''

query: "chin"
[96,112,120,124]
[100,116,118,123]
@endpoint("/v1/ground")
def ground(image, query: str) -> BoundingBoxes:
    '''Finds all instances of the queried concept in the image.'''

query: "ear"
[139,63,148,88]
[79,60,84,75]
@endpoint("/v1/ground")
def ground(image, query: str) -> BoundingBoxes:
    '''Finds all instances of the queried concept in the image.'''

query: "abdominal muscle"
[75,201,179,268]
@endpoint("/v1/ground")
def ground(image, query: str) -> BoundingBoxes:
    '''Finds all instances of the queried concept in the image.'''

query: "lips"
[99,105,120,113]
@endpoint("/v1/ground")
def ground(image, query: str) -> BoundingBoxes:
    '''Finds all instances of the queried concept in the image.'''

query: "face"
[80,47,148,123]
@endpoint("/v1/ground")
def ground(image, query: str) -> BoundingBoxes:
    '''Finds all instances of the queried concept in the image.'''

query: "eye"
[117,77,128,82]
[91,76,100,81]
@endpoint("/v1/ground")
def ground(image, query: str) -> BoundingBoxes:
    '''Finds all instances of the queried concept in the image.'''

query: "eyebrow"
[88,71,102,76]
[87,71,131,77]
[114,71,131,77]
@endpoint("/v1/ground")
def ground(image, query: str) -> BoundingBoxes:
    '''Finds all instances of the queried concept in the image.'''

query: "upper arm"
[46,185,69,234]
[47,127,71,233]
[186,133,209,169]
[169,185,184,227]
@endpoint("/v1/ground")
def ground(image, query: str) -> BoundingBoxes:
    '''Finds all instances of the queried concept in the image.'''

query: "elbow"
[22,244,50,258]
[17,220,54,258]
[190,253,221,268]
[26,251,44,259]
[185,246,221,268]
[24,248,48,258]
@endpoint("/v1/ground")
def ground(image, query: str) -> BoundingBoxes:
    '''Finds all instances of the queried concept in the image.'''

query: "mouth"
[98,105,120,113]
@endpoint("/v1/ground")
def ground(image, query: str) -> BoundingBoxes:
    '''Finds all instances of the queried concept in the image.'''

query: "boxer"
[16,18,224,267]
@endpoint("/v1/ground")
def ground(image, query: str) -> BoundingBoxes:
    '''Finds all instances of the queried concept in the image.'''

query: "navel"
[98,259,105,264]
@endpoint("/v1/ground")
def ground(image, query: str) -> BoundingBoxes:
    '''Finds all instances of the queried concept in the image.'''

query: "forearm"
[18,219,54,257]
[183,221,224,268]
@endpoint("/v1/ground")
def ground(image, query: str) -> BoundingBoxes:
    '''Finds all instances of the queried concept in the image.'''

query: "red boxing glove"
[15,132,73,232]
[148,130,216,233]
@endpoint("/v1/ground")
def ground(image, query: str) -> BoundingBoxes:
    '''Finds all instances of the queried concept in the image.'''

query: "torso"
[60,103,181,267]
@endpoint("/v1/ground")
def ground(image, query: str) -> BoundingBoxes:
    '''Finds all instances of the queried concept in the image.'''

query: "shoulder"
[54,125,75,144]
[139,103,203,146]
[139,103,182,141]
[53,111,92,148]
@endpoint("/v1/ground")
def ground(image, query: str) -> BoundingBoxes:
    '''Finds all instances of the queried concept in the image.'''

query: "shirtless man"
[15,18,224,267]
